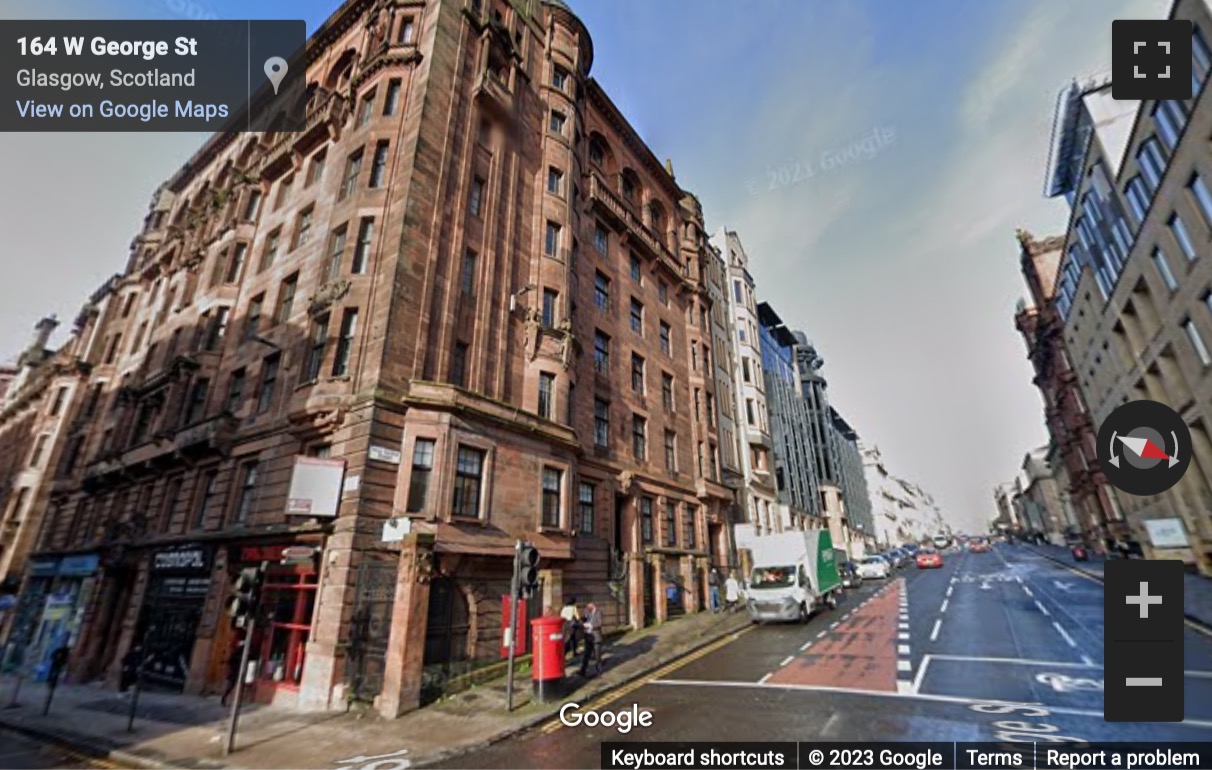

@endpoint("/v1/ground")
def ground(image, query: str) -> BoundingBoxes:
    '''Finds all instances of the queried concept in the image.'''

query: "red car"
[968,538,991,553]
[916,548,943,568]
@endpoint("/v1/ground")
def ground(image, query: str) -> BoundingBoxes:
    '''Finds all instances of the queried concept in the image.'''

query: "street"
[431,543,1212,768]
[0,730,117,769]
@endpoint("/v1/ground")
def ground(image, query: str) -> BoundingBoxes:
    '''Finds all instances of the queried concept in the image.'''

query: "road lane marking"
[912,654,932,692]
[781,655,795,667]
[940,599,949,613]
[927,654,1099,667]
[1053,621,1078,648]
[801,641,813,651]
[897,660,912,672]
[758,673,773,684]
[930,619,941,641]
[1187,619,1212,639]
[1023,586,1034,598]
[1185,669,1212,678]
[1082,655,1096,666]
[830,621,839,629]
[898,644,910,655]
[897,680,914,694]
[816,630,827,638]
[946,586,953,598]
[1035,600,1051,617]
[898,632,910,640]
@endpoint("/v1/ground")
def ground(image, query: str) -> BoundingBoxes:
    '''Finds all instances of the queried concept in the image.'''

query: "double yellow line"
[538,625,754,735]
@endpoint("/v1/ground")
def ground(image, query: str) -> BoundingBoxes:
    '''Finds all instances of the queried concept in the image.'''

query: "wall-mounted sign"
[152,545,212,573]
[344,474,361,493]
[368,445,402,465]
[382,517,412,543]
[285,456,346,517]
[1144,517,1189,549]
[58,554,100,576]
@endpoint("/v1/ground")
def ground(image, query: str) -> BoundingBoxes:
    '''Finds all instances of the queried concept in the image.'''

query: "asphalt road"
[0,729,117,769]
[429,543,1212,768]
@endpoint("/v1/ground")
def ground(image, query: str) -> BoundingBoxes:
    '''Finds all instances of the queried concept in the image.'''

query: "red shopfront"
[229,543,320,705]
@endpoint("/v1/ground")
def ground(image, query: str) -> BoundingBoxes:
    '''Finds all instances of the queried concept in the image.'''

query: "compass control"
[1097,400,1191,496]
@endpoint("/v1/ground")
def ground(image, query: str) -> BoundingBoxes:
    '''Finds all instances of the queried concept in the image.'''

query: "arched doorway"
[422,577,469,703]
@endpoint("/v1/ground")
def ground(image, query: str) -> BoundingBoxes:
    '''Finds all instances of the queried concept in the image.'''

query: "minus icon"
[1125,677,1164,686]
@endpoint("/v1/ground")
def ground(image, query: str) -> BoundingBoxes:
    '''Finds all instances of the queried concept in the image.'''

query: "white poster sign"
[285,456,346,517]
[1144,518,1189,548]
[368,445,402,465]
[381,517,412,543]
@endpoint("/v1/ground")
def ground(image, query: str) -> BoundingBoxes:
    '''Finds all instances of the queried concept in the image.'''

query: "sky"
[0,0,1171,533]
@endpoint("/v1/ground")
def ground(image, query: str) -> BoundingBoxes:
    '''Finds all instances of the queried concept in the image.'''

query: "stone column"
[377,533,435,719]
[680,556,697,613]
[540,568,562,617]
[627,554,645,630]
[652,554,667,623]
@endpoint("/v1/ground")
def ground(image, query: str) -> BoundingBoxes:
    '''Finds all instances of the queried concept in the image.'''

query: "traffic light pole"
[505,540,521,712]
[224,560,266,756]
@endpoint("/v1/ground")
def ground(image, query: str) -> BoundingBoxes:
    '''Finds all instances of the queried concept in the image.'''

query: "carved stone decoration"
[523,306,542,360]
[415,550,436,584]
[618,469,634,495]
[309,279,352,316]
[558,318,575,369]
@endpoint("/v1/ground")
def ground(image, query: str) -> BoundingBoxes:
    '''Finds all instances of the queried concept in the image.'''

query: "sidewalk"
[0,609,751,769]
[1022,542,1212,629]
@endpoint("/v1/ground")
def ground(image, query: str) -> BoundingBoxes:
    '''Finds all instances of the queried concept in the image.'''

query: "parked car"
[888,549,909,568]
[839,561,863,588]
[915,548,943,569]
[856,556,891,580]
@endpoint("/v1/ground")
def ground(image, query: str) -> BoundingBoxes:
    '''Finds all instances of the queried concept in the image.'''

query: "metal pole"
[224,560,265,756]
[126,637,148,732]
[41,679,54,716]
[505,541,521,712]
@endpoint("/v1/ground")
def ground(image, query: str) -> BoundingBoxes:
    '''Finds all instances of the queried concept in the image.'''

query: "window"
[225,243,248,284]
[257,353,280,414]
[682,503,696,549]
[538,372,555,419]
[304,315,330,382]
[159,476,182,533]
[398,16,416,44]
[369,141,389,188]
[594,399,609,447]
[593,272,611,311]
[746,398,755,425]
[1125,176,1150,224]
[184,378,210,425]
[244,294,264,341]
[406,439,435,512]
[662,372,674,411]
[341,149,363,200]
[630,253,642,281]
[1196,28,1212,91]
[733,280,742,303]
[552,66,568,91]
[104,334,122,364]
[332,309,358,376]
[469,176,485,217]
[630,298,643,333]
[326,225,348,280]
[660,500,676,546]
[577,482,594,534]
[664,430,677,472]
[547,167,564,195]
[275,175,293,210]
[193,469,218,529]
[545,221,561,257]
[1190,173,1212,227]
[306,150,326,187]
[461,249,477,296]
[1137,138,1166,192]
[549,110,566,134]
[49,386,68,416]
[453,446,485,518]
[631,353,645,393]
[691,345,698,370]
[632,415,647,460]
[742,357,751,383]
[1154,248,1179,291]
[542,289,559,326]
[352,217,374,274]
[293,206,314,249]
[658,281,668,305]
[1153,100,1185,150]
[640,497,653,544]
[1171,213,1197,261]
[383,78,401,115]
[706,392,715,427]
[277,275,298,323]
[234,461,259,524]
[1186,319,1212,366]
[84,383,103,417]
[242,189,262,221]
[225,368,246,413]
[659,322,671,354]
[594,224,608,254]
[28,435,48,467]
[260,229,281,271]
[593,332,610,372]
[541,467,562,527]
[359,88,376,125]
[451,341,468,386]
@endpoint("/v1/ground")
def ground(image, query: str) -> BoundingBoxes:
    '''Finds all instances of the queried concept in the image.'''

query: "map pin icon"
[264,56,288,95]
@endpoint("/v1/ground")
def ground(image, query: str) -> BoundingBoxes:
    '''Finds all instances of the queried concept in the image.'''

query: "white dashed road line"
[1053,621,1078,648]
[1035,600,1051,617]
[1023,585,1034,598]
[930,619,942,641]
[940,599,949,613]
[781,655,795,667]
[758,673,773,684]
[801,641,813,652]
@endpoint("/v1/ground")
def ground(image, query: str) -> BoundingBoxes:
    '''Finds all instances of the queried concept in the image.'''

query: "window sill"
[451,516,487,527]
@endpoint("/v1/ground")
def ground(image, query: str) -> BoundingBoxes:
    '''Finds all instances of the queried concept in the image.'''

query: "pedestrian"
[724,572,741,613]
[119,645,142,693]
[560,596,581,657]
[579,602,603,677]
[220,629,246,707]
[708,569,721,613]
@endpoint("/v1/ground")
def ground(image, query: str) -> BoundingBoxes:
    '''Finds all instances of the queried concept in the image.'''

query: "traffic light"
[227,566,263,627]
[518,543,540,598]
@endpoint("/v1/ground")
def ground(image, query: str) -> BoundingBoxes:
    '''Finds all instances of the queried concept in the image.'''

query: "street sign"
[280,546,316,564]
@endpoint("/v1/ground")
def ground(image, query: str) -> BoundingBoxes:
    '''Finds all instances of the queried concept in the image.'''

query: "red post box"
[530,615,566,702]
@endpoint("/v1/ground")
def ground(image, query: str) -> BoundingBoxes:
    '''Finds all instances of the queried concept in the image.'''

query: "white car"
[856,556,890,580]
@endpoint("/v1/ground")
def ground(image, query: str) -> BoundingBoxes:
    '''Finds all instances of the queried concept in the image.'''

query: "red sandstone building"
[1014,229,1122,544]
[7,0,734,716]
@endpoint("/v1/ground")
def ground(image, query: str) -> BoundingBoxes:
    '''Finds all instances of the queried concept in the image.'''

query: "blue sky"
[0,0,1170,530]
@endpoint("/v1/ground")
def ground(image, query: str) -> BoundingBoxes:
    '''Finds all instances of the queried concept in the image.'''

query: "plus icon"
[1126,581,1164,619]
[1112,19,1193,100]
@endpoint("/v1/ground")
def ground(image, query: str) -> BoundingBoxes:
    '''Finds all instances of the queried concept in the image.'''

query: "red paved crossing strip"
[767,580,904,692]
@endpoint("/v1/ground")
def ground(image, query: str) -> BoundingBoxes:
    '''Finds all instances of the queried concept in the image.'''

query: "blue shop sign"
[28,559,60,577]
[58,554,99,576]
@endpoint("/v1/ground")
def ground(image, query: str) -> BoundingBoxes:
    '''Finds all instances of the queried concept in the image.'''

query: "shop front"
[11,554,100,681]
[228,542,320,707]
[135,544,212,690]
